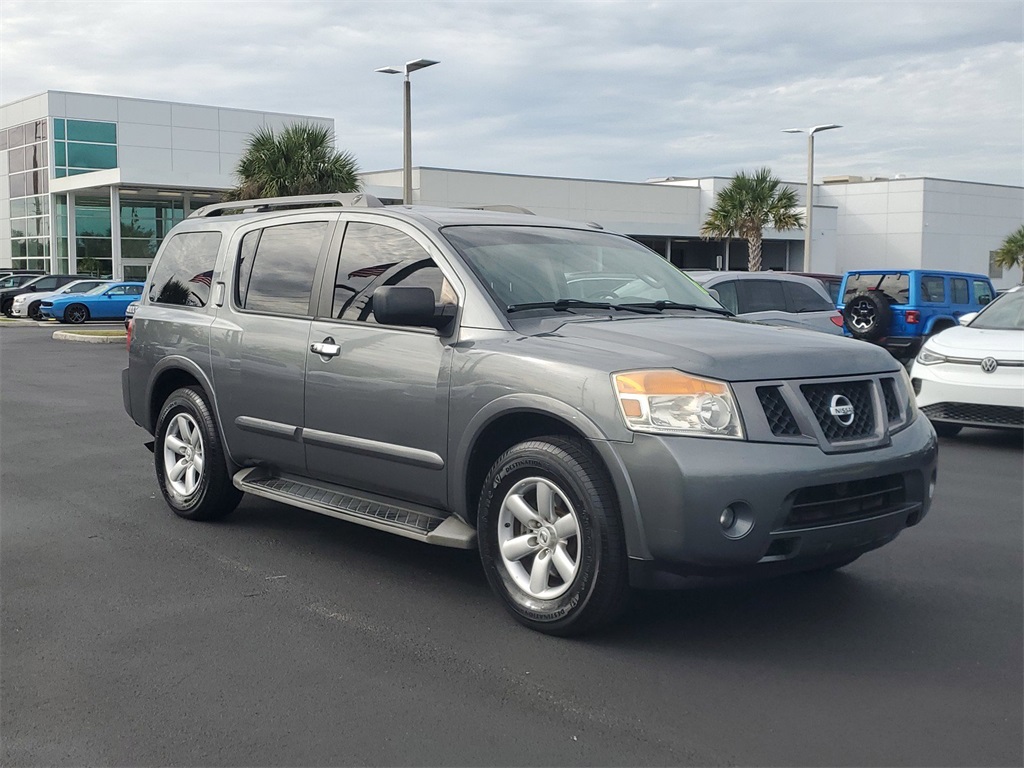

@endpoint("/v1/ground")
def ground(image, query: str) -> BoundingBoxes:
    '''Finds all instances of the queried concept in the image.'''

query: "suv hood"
[525,315,898,381]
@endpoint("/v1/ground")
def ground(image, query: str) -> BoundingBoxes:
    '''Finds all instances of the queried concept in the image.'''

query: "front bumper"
[601,414,938,582]
[912,360,1024,429]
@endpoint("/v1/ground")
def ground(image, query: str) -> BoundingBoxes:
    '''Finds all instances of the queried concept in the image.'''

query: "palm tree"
[992,224,1024,272]
[700,168,804,272]
[226,123,361,201]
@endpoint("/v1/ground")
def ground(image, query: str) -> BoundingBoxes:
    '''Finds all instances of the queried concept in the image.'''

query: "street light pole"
[783,124,842,272]
[376,58,439,205]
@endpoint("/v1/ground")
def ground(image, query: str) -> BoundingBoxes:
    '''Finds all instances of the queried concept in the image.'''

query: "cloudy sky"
[2,0,1021,187]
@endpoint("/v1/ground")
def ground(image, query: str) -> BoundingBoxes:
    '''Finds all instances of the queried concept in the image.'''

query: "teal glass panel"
[53,119,65,139]
[67,143,117,169]
[66,120,116,144]
[55,141,66,166]
[75,197,112,238]
[67,168,91,176]
[55,168,67,178]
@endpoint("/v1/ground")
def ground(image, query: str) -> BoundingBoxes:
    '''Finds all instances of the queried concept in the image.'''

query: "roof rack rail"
[188,192,383,218]
[453,204,535,215]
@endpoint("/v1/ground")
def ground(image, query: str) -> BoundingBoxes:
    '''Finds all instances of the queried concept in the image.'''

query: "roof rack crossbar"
[189,193,383,218]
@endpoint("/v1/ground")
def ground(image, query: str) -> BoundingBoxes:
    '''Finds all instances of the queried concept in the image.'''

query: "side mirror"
[372,286,454,331]
[959,312,978,326]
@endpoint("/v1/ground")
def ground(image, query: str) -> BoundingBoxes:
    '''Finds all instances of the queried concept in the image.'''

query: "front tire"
[477,436,630,636]
[65,304,89,324]
[154,386,242,521]
[2,300,13,318]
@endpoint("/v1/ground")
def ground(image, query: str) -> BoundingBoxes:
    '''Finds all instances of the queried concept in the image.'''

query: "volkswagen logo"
[829,394,856,426]
[981,357,998,374]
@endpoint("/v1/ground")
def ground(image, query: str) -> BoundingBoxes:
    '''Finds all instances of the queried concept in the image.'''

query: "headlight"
[614,369,744,439]
[897,365,920,420]
[916,347,947,365]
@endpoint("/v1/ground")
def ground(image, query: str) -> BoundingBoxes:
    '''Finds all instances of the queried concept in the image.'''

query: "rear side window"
[950,278,969,305]
[149,232,222,307]
[738,280,786,313]
[32,277,61,291]
[238,222,327,316]
[920,275,946,303]
[711,281,738,314]
[783,281,833,312]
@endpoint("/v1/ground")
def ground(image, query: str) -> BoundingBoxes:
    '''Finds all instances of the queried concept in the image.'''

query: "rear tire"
[2,300,13,318]
[154,386,242,521]
[477,436,630,636]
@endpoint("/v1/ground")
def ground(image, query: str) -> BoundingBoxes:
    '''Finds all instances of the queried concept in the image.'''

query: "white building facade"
[3,91,1021,288]
[0,91,332,280]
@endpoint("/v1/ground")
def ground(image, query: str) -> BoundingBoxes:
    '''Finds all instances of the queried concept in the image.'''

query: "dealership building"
[2,91,1022,288]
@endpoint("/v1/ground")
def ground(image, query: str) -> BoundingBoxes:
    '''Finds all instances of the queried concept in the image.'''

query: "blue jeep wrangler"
[838,269,996,357]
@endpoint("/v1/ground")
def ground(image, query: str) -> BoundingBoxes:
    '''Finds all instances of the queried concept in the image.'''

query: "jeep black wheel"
[843,290,892,341]
[154,386,242,521]
[65,304,89,324]
[477,436,630,636]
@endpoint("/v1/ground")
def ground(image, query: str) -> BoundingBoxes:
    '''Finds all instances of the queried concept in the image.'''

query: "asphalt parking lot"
[1,325,1021,767]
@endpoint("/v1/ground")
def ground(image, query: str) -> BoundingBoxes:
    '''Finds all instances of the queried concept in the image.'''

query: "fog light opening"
[719,502,754,540]
[720,506,736,530]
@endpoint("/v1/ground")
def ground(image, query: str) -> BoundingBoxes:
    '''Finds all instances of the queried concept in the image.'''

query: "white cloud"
[1,0,1021,186]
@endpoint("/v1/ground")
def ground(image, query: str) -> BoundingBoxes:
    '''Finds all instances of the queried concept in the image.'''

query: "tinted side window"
[920,275,946,303]
[973,280,994,305]
[843,273,909,305]
[33,277,60,290]
[739,280,786,313]
[950,278,969,304]
[107,285,128,295]
[710,281,738,314]
[341,261,456,324]
[149,232,222,307]
[242,222,327,316]
[784,281,833,312]
[332,222,434,317]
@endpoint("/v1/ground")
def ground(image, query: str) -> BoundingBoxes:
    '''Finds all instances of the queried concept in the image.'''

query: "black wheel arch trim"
[451,394,651,560]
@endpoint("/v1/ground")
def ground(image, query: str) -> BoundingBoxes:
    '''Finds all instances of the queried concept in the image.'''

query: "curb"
[52,330,126,344]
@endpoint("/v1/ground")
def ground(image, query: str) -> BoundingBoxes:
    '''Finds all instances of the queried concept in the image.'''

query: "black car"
[0,274,95,317]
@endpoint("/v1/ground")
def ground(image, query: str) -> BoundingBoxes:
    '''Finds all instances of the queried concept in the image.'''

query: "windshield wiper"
[506,299,659,314]
[617,300,734,317]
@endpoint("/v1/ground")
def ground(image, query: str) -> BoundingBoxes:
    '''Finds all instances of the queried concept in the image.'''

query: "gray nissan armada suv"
[123,193,938,635]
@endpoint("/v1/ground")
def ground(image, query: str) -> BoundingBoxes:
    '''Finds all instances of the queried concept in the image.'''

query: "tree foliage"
[225,123,361,201]
[992,224,1024,271]
[700,167,804,272]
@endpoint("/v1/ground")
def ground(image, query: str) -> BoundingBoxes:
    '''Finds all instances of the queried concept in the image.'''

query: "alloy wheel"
[162,412,206,498]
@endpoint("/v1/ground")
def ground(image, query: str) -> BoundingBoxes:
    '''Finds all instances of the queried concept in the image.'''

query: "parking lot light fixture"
[783,124,842,272]
[375,59,440,205]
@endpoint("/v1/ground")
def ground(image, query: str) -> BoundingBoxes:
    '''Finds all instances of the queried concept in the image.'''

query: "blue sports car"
[42,282,145,324]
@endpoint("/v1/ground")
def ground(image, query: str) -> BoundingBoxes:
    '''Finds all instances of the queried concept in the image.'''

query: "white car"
[10,279,111,320]
[911,285,1024,437]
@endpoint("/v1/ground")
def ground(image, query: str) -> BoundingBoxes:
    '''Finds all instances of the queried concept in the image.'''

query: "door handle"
[310,338,342,358]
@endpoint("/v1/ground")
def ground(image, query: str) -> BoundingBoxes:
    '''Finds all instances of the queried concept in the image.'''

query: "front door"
[303,220,457,509]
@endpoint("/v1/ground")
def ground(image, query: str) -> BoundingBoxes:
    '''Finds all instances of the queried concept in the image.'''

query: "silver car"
[687,271,845,335]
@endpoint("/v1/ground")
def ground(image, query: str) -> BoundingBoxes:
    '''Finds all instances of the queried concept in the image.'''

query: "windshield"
[970,290,1024,330]
[441,226,722,313]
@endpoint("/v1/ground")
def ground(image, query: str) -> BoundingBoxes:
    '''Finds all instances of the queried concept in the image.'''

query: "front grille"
[880,377,901,422]
[800,380,875,441]
[922,402,1024,427]
[781,474,906,530]
[757,386,801,436]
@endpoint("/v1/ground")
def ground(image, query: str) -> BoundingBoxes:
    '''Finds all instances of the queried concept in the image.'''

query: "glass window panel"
[76,257,113,278]
[9,146,26,173]
[27,195,47,216]
[148,232,222,306]
[12,240,26,259]
[9,124,25,148]
[244,222,327,315]
[10,221,25,238]
[24,238,49,260]
[67,142,117,169]
[0,129,7,150]
[951,278,970,305]
[66,120,116,144]
[29,143,47,169]
[122,238,158,259]
[53,119,65,140]
[123,264,149,281]
[34,120,47,141]
[67,168,93,176]
[9,172,26,198]
[332,222,431,316]
[974,280,994,305]
[55,167,67,178]
[54,141,66,166]
[58,257,70,274]
[738,280,787,313]
[920,275,946,303]
[10,198,27,218]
